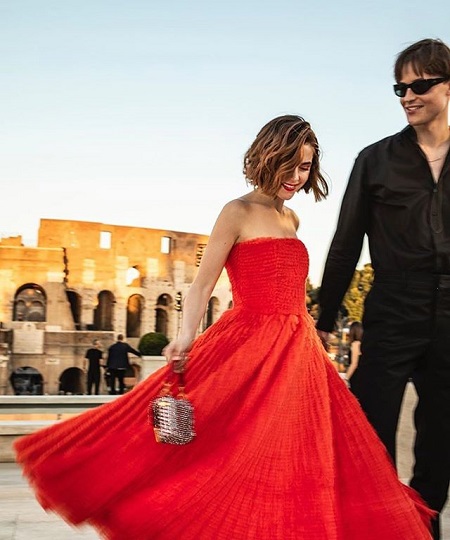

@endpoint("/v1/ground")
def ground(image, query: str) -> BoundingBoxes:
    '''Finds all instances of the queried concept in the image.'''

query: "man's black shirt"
[85,348,102,373]
[318,125,450,332]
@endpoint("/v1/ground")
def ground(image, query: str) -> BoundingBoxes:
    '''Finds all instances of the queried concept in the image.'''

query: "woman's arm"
[347,340,361,380]
[163,200,243,365]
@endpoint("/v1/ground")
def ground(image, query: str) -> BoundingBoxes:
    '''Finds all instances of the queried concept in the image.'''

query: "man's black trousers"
[352,272,450,539]
[109,368,126,395]
[87,370,100,395]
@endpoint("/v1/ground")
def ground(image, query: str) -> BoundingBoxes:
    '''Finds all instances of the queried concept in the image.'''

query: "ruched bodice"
[225,237,309,314]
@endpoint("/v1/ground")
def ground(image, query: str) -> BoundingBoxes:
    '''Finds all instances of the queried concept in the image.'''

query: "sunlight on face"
[399,64,450,128]
[277,144,314,199]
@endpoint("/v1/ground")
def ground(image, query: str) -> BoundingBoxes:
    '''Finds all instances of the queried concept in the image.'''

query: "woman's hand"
[163,336,194,373]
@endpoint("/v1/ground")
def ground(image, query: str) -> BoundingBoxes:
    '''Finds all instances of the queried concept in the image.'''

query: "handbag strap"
[172,354,187,397]
[157,366,187,398]
[175,369,186,398]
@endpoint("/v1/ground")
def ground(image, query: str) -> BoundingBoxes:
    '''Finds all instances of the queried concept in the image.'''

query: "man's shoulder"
[358,126,410,158]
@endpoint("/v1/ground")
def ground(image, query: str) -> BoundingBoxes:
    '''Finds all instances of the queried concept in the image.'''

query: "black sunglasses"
[393,77,449,97]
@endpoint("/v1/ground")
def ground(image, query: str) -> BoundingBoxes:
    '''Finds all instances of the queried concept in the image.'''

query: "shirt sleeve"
[127,344,142,357]
[317,153,369,332]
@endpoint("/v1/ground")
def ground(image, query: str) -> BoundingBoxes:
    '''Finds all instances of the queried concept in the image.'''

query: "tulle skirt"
[15,309,433,539]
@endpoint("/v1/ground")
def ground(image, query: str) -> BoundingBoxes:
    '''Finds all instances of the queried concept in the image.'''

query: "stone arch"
[13,284,47,322]
[10,366,44,395]
[126,294,144,338]
[204,296,220,330]
[66,289,82,330]
[59,367,84,395]
[126,265,142,287]
[155,293,171,335]
[94,290,115,331]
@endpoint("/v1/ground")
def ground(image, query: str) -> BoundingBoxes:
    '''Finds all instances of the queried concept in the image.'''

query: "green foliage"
[305,277,320,320]
[138,332,169,356]
[342,264,374,321]
[306,265,374,323]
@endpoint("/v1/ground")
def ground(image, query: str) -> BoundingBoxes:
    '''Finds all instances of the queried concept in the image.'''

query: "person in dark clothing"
[346,321,363,386]
[106,334,141,395]
[316,38,450,540]
[84,339,103,395]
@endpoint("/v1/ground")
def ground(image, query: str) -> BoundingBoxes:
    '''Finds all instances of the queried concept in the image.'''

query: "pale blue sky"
[1,0,449,283]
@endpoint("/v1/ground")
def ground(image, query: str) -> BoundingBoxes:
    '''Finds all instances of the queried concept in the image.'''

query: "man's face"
[398,63,450,128]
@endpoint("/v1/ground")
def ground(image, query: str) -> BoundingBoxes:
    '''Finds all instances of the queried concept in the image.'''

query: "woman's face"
[276,143,314,200]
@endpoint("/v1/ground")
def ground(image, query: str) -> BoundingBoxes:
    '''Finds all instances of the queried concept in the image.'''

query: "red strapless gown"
[15,238,433,539]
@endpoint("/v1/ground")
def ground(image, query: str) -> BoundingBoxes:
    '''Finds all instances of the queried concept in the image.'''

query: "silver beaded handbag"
[150,371,195,445]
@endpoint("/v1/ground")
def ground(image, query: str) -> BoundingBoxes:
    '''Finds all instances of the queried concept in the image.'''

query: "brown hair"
[243,115,329,201]
[349,321,363,343]
[394,38,450,81]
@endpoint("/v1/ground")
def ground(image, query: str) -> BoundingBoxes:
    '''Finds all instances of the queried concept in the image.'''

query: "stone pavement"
[0,383,448,539]
[0,472,97,539]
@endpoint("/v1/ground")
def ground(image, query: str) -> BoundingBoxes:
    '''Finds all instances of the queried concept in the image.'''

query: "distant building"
[0,219,232,395]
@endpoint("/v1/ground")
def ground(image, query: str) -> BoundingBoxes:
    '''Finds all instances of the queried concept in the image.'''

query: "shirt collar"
[401,125,418,142]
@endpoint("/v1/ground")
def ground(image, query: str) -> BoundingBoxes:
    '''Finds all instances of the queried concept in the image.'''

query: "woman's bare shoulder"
[284,206,300,230]
[208,198,250,241]
[221,197,253,216]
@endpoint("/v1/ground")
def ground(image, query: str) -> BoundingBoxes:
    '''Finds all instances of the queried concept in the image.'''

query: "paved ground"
[0,383,448,539]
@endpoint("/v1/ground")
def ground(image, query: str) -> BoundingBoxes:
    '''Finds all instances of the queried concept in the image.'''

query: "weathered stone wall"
[0,243,64,324]
[38,218,209,285]
[0,219,232,394]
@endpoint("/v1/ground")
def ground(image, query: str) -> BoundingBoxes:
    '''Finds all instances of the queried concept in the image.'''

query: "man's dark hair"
[117,334,124,341]
[394,38,450,82]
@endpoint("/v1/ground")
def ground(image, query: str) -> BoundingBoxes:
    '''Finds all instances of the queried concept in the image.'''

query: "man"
[317,38,450,540]
[106,334,141,395]
[84,339,103,395]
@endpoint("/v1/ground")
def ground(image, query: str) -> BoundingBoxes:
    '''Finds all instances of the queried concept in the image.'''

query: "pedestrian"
[106,333,141,394]
[346,321,363,384]
[83,339,103,395]
[14,115,433,539]
[317,38,450,540]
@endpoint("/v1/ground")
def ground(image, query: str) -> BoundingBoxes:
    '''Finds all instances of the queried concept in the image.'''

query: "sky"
[1,0,449,284]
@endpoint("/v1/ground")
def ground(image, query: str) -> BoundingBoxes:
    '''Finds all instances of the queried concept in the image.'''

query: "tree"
[138,332,169,356]
[342,264,374,322]
[305,277,320,320]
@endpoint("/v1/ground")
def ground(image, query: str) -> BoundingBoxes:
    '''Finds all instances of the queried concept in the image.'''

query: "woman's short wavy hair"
[243,115,329,201]
[394,38,450,81]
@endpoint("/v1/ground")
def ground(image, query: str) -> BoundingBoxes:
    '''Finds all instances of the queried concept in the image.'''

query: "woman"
[15,115,433,539]
[346,321,363,384]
